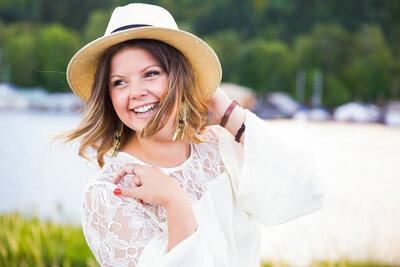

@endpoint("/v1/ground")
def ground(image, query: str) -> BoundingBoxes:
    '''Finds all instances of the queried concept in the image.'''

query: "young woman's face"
[109,47,170,135]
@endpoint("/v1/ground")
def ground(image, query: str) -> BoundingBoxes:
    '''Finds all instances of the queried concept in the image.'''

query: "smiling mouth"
[132,102,159,114]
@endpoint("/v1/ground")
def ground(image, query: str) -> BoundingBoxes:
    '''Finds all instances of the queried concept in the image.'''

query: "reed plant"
[0,212,98,267]
[261,261,398,267]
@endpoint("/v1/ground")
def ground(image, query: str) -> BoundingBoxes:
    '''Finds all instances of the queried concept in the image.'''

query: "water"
[0,111,97,223]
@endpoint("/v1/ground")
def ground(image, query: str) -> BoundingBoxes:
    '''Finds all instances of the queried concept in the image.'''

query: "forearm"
[163,189,197,251]
[209,89,247,144]
[223,105,246,144]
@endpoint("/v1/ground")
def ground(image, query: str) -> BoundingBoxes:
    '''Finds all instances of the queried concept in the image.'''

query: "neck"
[122,134,191,168]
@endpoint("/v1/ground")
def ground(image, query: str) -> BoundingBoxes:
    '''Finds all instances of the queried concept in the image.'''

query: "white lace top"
[81,111,324,267]
[82,127,225,266]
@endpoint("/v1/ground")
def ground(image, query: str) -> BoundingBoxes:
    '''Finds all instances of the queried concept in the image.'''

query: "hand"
[114,165,197,252]
[113,163,184,207]
[206,87,232,125]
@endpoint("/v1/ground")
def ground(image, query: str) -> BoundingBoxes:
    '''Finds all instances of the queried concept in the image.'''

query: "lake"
[0,111,97,223]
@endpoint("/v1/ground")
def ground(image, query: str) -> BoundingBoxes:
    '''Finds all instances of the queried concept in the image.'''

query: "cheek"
[110,91,127,115]
[156,77,169,98]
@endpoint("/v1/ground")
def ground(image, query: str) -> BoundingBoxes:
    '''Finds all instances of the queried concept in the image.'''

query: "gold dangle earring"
[111,122,123,157]
[172,105,186,141]
[172,117,185,141]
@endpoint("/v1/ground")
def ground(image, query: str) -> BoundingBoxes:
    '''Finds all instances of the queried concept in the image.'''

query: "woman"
[64,3,323,267]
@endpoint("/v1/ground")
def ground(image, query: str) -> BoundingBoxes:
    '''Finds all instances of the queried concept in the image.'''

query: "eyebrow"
[109,64,161,79]
[109,74,123,79]
[141,64,162,73]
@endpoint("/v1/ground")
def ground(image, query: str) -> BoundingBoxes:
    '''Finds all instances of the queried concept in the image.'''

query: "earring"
[172,116,185,141]
[111,122,123,157]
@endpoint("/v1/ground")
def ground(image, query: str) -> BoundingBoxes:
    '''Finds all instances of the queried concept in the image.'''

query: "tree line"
[0,0,399,107]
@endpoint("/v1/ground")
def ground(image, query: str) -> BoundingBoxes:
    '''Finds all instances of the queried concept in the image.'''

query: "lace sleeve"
[81,177,162,267]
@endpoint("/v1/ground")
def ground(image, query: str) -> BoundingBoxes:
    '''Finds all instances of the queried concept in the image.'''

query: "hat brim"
[67,26,222,102]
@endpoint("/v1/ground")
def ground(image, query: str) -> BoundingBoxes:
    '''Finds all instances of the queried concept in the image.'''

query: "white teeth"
[133,103,158,114]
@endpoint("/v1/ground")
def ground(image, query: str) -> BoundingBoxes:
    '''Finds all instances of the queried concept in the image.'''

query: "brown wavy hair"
[61,39,209,167]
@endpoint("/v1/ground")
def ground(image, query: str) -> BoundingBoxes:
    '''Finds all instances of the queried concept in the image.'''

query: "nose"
[129,82,148,99]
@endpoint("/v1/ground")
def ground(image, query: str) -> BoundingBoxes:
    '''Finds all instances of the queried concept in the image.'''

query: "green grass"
[261,261,399,267]
[0,212,398,267]
[0,212,98,267]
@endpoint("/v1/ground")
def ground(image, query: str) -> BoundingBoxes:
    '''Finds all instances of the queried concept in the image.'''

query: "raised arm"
[206,88,247,144]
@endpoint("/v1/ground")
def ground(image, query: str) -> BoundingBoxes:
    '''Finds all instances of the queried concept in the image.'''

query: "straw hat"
[66,3,222,102]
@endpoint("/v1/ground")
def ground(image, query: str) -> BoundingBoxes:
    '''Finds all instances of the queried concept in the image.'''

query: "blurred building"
[384,101,400,127]
[219,83,256,109]
[0,83,83,112]
[0,83,29,110]
[333,102,381,123]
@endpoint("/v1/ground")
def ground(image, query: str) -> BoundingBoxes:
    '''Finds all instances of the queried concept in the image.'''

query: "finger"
[113,168,127,184]
[114,187,150,206]
[116,186,144,200]
[113,163,136,184]
[130,164,153,177]
[131,176,142,187]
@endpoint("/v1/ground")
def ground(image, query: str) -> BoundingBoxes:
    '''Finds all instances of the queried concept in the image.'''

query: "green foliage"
[83,9,113,42]
[36,24,82,92]
[293,24,354,107]
[294,24,352,72]
[2,23,39,87]
[389,56,400,99]
[0,20,7,47]
[0,0,112,29]
[238,39,293,96]
[0,0,399,106]
[344,25,393,102]
[156,0,213,26]
[260,261,398,267]
[193,0,259,37]
[204,30,243,83]
[323,75,352,107]
[0,0,40,23]
[1,23,81,92]
[310,261,398,267]
[0,212,98,267]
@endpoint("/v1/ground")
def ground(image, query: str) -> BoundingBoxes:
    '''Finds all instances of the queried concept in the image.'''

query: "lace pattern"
[81,126,226,266]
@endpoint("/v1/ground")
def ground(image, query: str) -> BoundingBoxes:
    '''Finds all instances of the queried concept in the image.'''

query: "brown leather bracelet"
[235,122,245,143]
[220,100,239,127]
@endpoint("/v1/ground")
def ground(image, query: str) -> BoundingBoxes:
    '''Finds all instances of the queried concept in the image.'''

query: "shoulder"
[191,126,225,156]
[86,152,138,185]
[81,156,133,217]
[81,155,164,227]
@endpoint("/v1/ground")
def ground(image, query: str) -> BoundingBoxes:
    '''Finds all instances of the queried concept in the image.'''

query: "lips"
[132,102,159,114]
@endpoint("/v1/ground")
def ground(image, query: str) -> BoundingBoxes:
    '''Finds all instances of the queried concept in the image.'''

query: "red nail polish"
[114,188,122,195]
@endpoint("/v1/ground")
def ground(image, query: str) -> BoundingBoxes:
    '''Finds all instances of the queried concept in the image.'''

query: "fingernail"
[114,188,122,195]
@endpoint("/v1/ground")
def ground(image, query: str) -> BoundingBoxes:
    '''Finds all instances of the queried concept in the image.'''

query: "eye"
[145,71,160,78]
[111,80,126,87]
